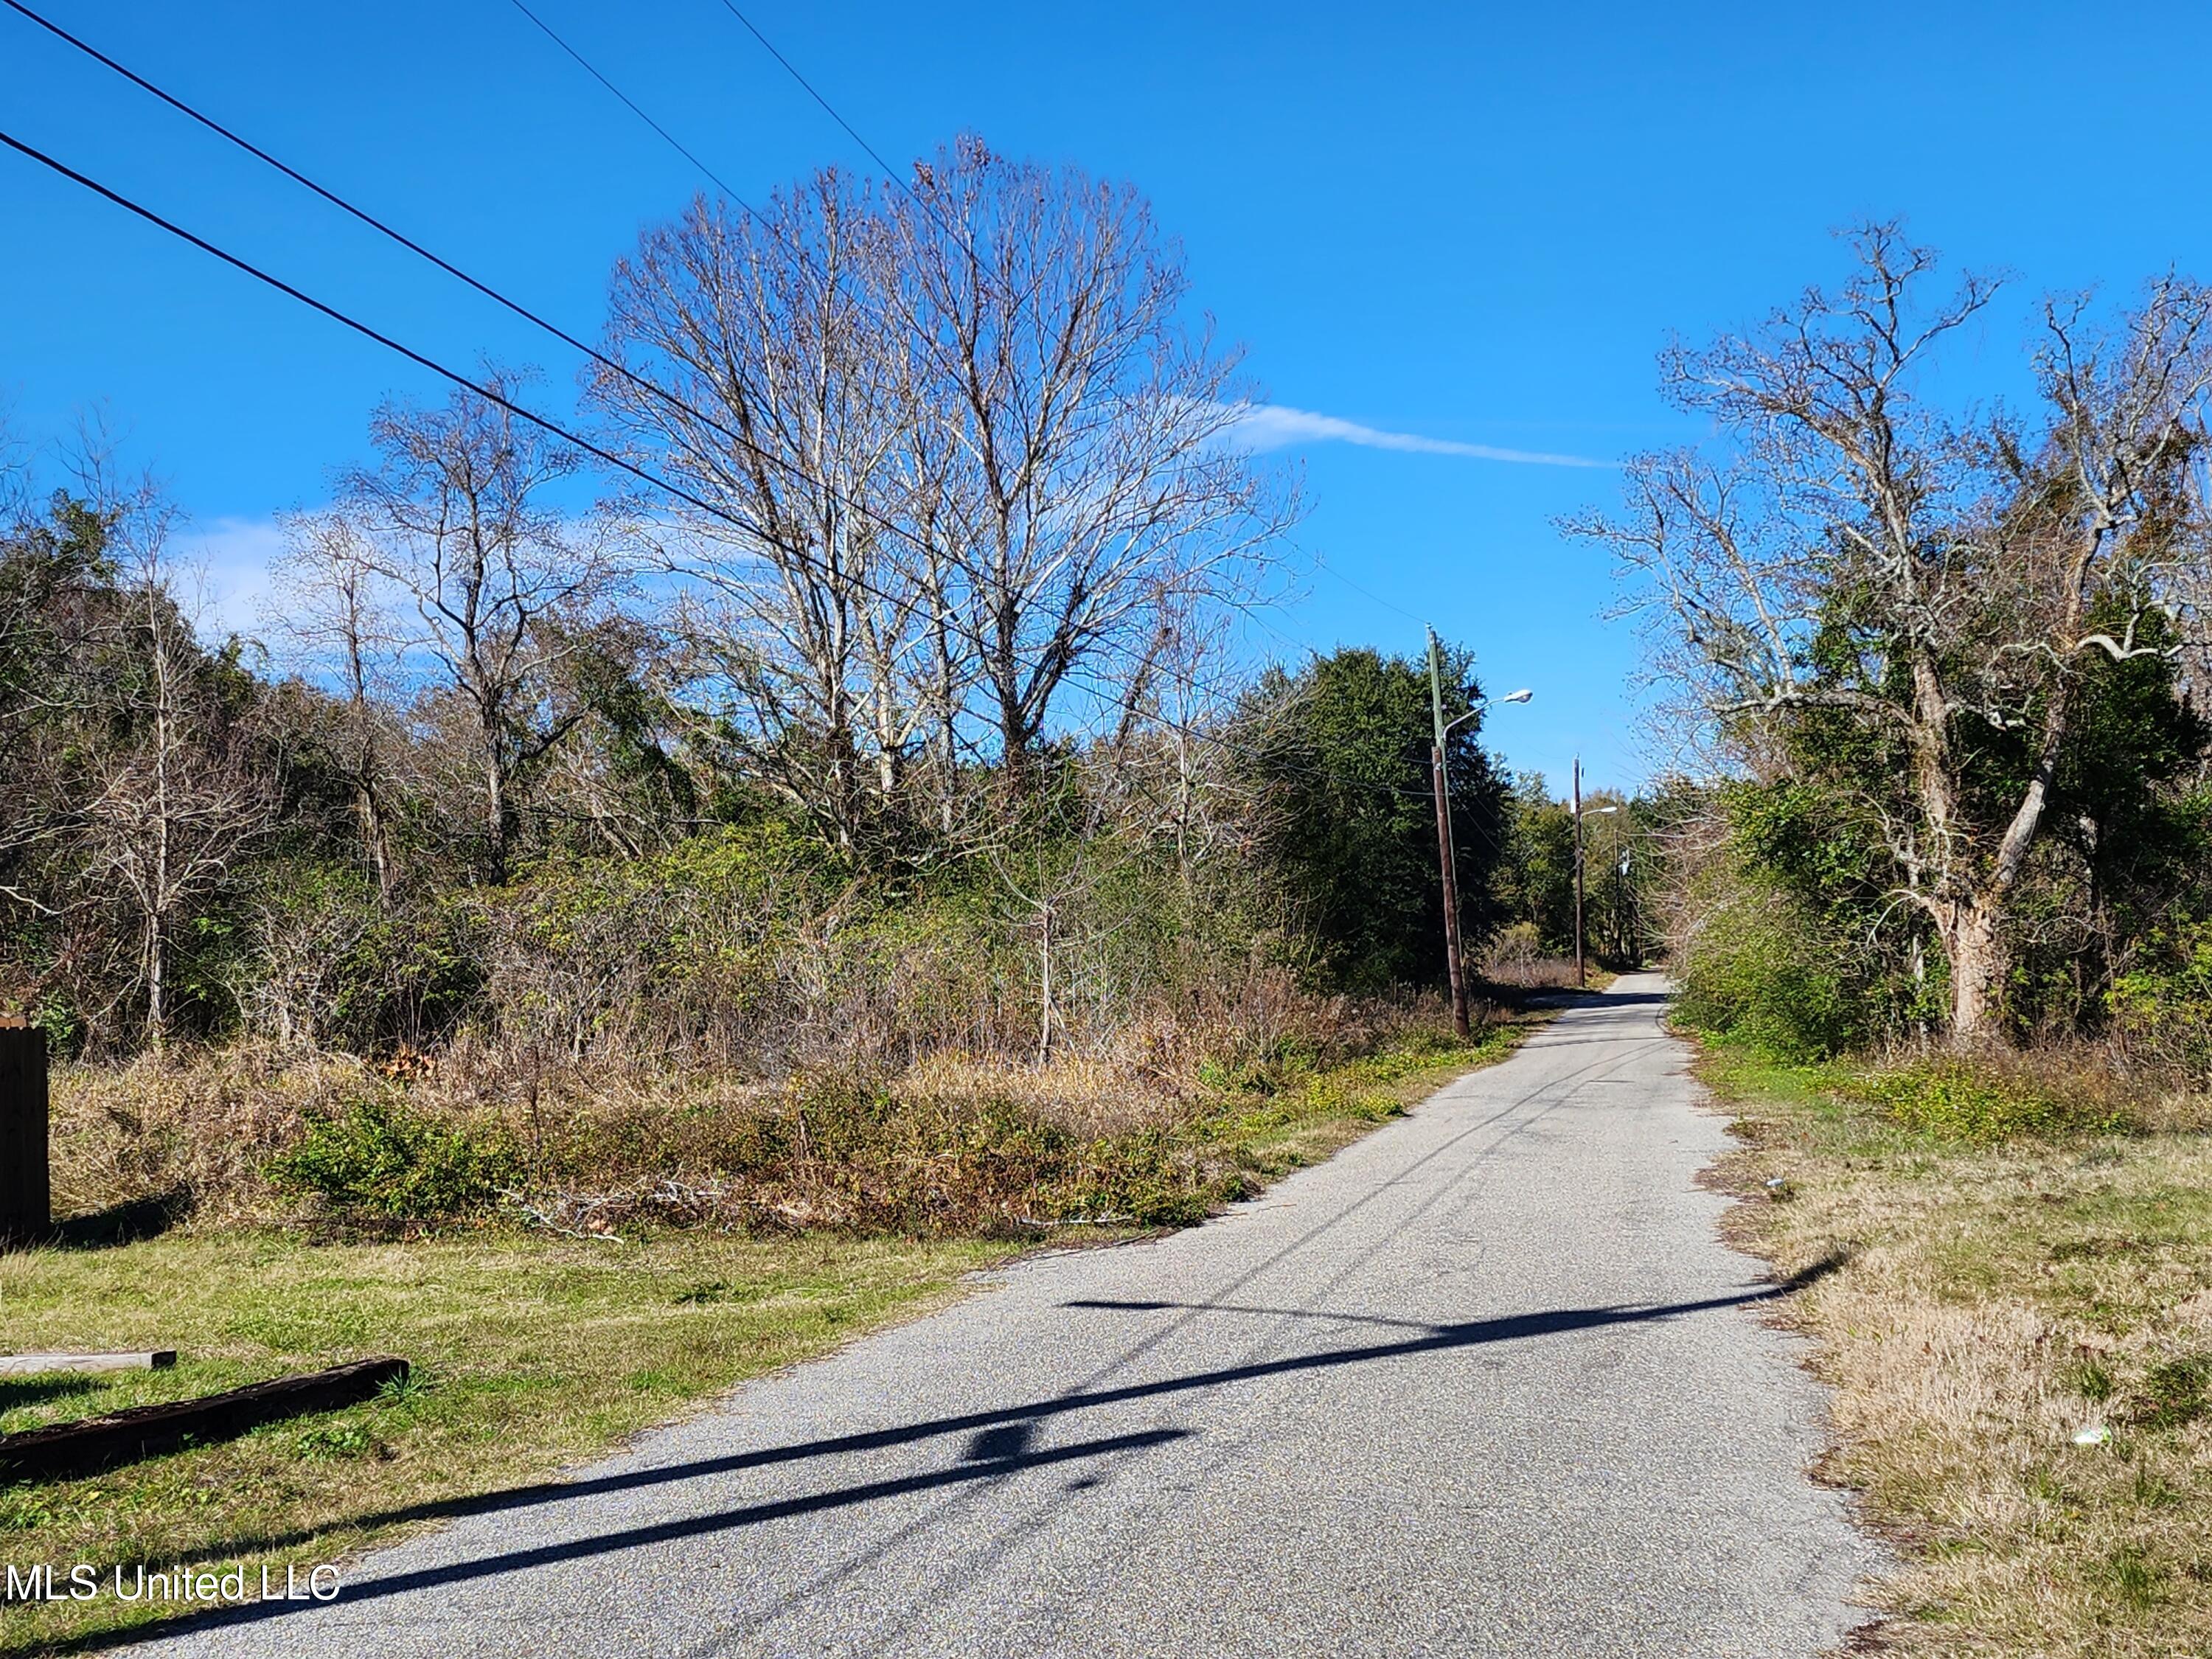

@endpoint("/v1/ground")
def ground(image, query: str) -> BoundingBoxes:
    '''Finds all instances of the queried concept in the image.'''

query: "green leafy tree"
[1235,645,1505,991]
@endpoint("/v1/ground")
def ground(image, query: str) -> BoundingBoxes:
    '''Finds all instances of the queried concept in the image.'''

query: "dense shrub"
[1672,869,1864,1061]
[1848,1061,2132,1144]
[267,1096,521,1218]
[2110,922,2212,1080]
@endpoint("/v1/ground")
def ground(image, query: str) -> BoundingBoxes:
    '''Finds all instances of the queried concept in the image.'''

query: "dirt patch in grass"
[1697,1042,2212,1658]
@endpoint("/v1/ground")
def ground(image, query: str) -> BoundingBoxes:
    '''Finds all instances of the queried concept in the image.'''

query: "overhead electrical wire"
[504,0,757,211]
[0,120,998,649]
[0,127,781,538]
[0,0,1060,657]
[0,18,1484,811]
[499,0,1013,331]
[0,0,896,549]
[706,0,997,290]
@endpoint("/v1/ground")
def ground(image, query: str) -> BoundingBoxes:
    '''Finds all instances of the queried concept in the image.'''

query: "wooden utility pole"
[1573,756,1586,990]
[0,1016,50,1245]
[1431,742,1469,1037]
[1427,630,1470,1038]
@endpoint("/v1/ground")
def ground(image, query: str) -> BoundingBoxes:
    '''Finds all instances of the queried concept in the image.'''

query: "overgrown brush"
[1478,922,1581,989]
[1846,1057,2136,1144]
[49,981,1486,1237]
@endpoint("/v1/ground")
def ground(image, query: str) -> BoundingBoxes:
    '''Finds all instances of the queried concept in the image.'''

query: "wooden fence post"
[0,1017,50,1245]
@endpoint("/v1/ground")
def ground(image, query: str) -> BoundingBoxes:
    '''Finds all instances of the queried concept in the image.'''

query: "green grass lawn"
[0,1232,1015,1655]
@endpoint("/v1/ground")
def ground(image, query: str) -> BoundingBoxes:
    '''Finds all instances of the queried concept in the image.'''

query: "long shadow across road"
[72,1264,1843,1654]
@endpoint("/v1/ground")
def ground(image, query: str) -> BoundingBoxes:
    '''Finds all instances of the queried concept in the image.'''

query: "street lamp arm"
[1441,689,1532,738]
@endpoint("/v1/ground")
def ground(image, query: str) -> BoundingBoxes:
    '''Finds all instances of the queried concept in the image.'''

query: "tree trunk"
[1035,900,1054,1066]
[1940,897,2007,1043]
[145,908,166,1051]
[484,749,508,886]
[148,599,173,1051]
[358,777,392,900]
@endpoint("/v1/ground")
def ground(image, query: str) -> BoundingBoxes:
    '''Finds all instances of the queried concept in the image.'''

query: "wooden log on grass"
[0,1357,409,1482]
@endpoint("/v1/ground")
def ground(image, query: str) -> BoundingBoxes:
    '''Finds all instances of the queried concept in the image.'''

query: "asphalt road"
[132,974,1878,1658]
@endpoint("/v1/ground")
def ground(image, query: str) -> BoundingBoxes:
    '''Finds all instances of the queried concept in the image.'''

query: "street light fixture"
[1427,630,1530,1037]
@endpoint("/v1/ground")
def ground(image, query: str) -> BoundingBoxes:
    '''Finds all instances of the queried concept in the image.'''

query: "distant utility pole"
[1427,628,1470,1039]
[1573,756,1585,990]
[1425,632,1532,1034]
[1571,758,1618,990]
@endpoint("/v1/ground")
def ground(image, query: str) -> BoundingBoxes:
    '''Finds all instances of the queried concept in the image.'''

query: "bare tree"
[597,173,926,846]
[595,139,1290,843]
[272,512,408,897]
[80,518,271,1046]
[891,136,1287,788]
[328,378,624,883]
[1573,225,2212,1039]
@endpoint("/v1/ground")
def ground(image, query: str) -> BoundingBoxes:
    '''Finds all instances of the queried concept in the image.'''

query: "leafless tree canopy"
[285,378,627,883]
[594,136,1289,846]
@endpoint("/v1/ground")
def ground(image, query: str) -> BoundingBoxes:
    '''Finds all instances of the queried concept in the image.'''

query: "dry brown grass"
[1701,1046,2212,1657]
[1478,922,1583,989]
[49,1047,369,1226]
[46,987,1500,1241]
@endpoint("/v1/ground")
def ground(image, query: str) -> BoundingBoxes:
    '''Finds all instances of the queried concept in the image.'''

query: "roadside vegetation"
[1594,227,2212,1654]
[0,135,1650,1655]
[1705,1048,2211,1656]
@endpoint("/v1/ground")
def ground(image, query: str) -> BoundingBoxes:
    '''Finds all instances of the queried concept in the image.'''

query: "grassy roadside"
[0,1015,1531,1656]
[1697,1042,2212,1657]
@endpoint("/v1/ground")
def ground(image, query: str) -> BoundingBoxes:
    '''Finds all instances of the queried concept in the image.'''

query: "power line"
[0,120,990,640]
[0,0,1023,639]
[707,1,904,188]
[0,0,1001,599]
[0,0,977,580]
[1309,552,1427,626]
[507,0,1036,347]
[0,0,821,515]
[504,0,757,212]
[0,128,779,535]
[707,0,996,291]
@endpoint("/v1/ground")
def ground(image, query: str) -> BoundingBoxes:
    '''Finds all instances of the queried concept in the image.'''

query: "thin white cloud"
[170,515,285,641]
[1225,403,1613,468]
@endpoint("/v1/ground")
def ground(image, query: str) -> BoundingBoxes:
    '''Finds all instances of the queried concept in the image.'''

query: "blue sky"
[5,0,2211,793]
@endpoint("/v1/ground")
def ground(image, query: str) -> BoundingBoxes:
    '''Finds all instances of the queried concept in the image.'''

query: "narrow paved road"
[135,975,1877,1657]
